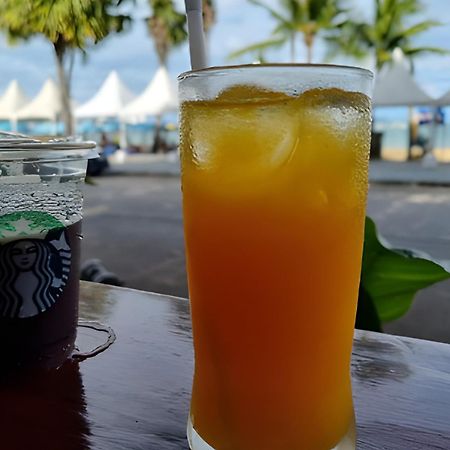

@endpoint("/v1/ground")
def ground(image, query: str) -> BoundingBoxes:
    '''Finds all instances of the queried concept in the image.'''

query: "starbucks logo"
[0,212,72,319]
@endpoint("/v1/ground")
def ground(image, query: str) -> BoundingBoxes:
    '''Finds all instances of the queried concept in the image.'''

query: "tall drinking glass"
[179,64,373,450]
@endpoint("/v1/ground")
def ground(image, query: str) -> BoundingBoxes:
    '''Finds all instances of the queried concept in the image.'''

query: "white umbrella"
[75,71,135,119]
[0,80,30,131]
[435,89,450,106]
[76,70,136,148]
[373,48,434,107]
[16,78,63,123]
[121,66,178,121]
[373,48,437,161]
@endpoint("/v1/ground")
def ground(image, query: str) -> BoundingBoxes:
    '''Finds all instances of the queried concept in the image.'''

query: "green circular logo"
[0,211,71,319]
[0,211,63,241]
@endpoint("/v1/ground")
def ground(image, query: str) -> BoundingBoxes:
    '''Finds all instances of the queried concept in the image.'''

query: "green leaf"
[400,20,442,38]
[356,286,382,332]
[361,217,450,322]
[0,0,133,50]
[324,0,446,70]
[228,36,286,60]
[402,46,450,56]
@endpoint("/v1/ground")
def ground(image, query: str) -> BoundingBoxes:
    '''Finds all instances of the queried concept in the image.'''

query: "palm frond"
[400,20,442,38]
[147,0,187,63]
[228,36,287,60]
[402,46,450,56]
[0,0,133,50]
[342,0,446,69]
[248,0,290,27]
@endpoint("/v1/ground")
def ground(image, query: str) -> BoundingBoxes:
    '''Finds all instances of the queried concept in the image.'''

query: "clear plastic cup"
[0,135,97,374]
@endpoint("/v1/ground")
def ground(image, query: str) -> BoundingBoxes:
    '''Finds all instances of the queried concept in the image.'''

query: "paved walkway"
[369,159,450,185]
[106,152,450,185]
[107,152,181,176]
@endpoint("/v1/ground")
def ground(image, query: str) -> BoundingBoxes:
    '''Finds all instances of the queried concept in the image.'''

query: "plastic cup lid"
[0,131,98,161]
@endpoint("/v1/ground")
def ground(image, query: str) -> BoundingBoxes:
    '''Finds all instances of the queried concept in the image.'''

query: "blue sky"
[0,0,448,103]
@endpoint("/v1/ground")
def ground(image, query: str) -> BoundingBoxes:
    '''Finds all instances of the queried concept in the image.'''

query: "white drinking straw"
[184,0,207,70]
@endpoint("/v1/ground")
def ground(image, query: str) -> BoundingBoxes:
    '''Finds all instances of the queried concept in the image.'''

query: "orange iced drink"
[180,66,372,450]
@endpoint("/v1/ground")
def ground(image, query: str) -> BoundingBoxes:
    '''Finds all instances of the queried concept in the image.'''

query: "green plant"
[356,217,450,332]
[147,0,187,66]
[229,0,349,63]
[326,0,446,70]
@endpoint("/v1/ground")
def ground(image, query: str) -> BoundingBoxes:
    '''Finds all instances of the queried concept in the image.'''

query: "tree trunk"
[204,30,211,66]
[407,106,415,161]
[306,43,312,64]
[53,39,74,136]
[151,60,169,153]
[202,1,215,64]
[304,33,314,64]
[290,32,296,62]
[152,115,163,154]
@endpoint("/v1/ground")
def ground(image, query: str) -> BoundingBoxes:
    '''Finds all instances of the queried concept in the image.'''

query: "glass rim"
[178,63,374,82]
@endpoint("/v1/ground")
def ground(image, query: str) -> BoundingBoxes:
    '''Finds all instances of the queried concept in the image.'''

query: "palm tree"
[0,0,131,135]
[203,0,216,31]
[146,1,214,151]
[202,0,216,61]
[146,0,187,152]
[325,0,446,70]
[147,0,187,67]
[327,0,446,160]
[147,0,216,64]
[229,0,349,63]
